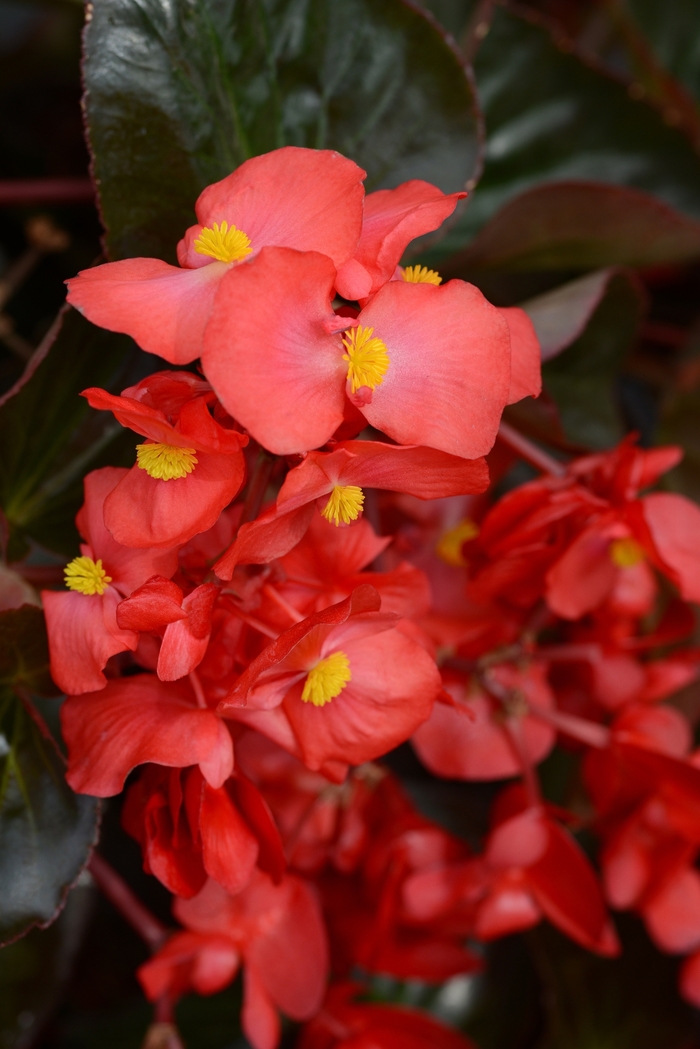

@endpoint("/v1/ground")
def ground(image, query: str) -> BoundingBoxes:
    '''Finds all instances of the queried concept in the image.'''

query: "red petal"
[545,522,617,619]
[62,674,233,795]
[199,782,259,895]
[643,492,700,601]
[116,576,186,632]
[43,588,137,695]
[644,865,700,953]
[104,451,245,549]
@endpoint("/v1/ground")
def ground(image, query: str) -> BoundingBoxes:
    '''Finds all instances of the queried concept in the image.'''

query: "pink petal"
[78,467,179,591]
[335,180,464,301]
[66,258,226,364]
[181,146,365,270]
[643,492,700,601]
[357,280,511,458]
[242,964,280,1049]
[499,307,542,404]
[43,588,137,695]
[202,248,346,454]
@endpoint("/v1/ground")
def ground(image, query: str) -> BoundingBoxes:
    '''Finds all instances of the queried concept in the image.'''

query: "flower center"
[64,556,112,596]
[342,325,390,394]
[436,519,480,566]
[321,485,365,526]
[609,536,646,568]
[301,651,351,707]
[193,221,252,264]
[402,265,442,286]
[136,443,198,481]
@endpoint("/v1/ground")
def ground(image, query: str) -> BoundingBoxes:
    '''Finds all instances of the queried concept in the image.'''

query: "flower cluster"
[45,146,700,1046]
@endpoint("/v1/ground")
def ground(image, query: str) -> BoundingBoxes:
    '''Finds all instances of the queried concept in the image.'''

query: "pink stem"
[88,853,169,952]
[527,703,611,749]
[503,716,542,806]
[498,421,567,477]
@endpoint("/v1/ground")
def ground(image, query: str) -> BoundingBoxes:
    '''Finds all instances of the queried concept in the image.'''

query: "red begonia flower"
[83,371,247,548]
[61,674,233,795]
[139,872,328,1049]
[215,439,488,578]
[260,514,430,626]
[66,147,365,364]
[116,576,219,680]
[202,247,512,456]
[333,180,465,302]
[298,982,479,1049]
[122,764,285,898]
[219,587,440,776]
[412,662,556,781]
[42,467,178,695]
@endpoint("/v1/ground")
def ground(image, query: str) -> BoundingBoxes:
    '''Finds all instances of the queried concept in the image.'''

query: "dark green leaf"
[0,305,148,559]
[542,271,645,449]
[0,691,99,945]
[83,0,482,262]
[620,0,700,107]
[438,182,700,274]
[0,606,59,698]
[425,6,700,267]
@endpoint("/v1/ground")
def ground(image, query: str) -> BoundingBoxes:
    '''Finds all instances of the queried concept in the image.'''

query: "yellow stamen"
[436,519,480,566]
[321,485,365,527]
[136,443,198,481]
[342,325,390,394]
[302,651,351,707]
[64,556,112,596]
[402,265,442,286]
[193,221,252,264]
[610,537,646,568]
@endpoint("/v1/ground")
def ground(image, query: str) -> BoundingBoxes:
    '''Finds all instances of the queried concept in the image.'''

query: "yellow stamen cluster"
[194,221,252,264]
[402,265,442,286]
[342,325,390,394]
[610,536,646,568]
[322,485,365,527]
[64,556,112,596]
[302,651,352,707]
[436,519,480,567]
[136,443,198,481]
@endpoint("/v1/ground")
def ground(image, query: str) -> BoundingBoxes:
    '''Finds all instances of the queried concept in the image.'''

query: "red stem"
[498,421,567,477]
[527,703,610,749]
[0,177,94,206]
[88,853,169,952]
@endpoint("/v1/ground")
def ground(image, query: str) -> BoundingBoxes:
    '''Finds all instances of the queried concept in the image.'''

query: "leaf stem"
[497,421,567,477]
[88,853,169,952]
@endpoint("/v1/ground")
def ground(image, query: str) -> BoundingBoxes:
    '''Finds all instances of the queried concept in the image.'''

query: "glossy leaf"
[424,6,700,265]
[83,0,482,262]
[521,269,620,362]
[0,689,98,945]
[0,305,147,559]
[438,182,700,273]
[542,271,645,449]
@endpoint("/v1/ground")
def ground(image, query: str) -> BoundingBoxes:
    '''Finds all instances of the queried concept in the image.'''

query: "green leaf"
[520,269,622,362]
[438,182,700,274]
[0,305,146,559]
[425,6,700,266]
[619,0,700,107]
[542,271,645,449]
[83,0,482,262]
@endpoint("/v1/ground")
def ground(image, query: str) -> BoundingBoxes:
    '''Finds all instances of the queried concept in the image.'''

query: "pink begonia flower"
[65,148,366,364]
[202,246,514,457]
[42,468,178,695]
